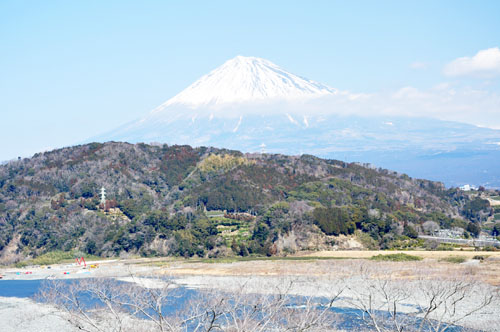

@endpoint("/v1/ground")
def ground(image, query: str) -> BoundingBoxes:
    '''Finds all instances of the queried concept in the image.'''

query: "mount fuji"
[159,55,338,108]
[93,56,500,188]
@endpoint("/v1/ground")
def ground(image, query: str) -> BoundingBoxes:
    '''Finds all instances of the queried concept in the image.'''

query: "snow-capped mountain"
[157,55,337,110]
[92,56,500,188]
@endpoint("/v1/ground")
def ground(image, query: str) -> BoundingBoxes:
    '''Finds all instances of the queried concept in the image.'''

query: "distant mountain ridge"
[92,56,500,188]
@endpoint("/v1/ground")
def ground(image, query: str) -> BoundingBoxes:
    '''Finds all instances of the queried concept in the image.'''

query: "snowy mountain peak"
[157,55,337,110]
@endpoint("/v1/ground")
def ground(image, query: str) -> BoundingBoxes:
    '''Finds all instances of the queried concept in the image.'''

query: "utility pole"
[100,187,106,207]
[260,143,266,154]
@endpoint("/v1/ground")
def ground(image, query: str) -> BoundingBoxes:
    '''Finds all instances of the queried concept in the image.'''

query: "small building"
[460,184,471,191]
[460,184,478,191]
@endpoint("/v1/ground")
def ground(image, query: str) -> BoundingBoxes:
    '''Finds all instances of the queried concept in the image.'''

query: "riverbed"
[1,254,499,331]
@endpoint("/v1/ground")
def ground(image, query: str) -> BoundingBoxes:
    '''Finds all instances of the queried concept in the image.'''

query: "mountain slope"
[93,56,500,188]
[0,142,491,264]
[158,56,337,109]
[98,113,500,188]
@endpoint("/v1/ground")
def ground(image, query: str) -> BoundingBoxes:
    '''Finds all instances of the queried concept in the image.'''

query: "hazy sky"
[1,1,500,161]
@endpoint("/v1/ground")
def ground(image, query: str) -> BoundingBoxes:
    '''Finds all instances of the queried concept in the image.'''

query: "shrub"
[15,250,99,267]
[370,253,422,262]
[356,231,379,250]
[466,222,481,237]
[483,246,498,252]
[439,256,466,264]
[436,243,455,251]
[403,225,418,239]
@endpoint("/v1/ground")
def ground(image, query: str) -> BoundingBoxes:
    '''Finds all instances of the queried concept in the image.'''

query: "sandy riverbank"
[0,258,161,281]
[159,253,500,286]
[171,273,499,331]
[1,252,500,331]
[0,296,79,332]
[159,258,500,331]
[299,249,500,260]
[2,250,499,282]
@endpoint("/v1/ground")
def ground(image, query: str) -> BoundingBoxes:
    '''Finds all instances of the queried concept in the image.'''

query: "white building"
[460,184,478,191]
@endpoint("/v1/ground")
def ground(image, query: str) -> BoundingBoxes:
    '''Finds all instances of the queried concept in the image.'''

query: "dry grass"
[4,250,500,287]
[298,249,500,259]
[487,197,500,206]
[158,251,500,286]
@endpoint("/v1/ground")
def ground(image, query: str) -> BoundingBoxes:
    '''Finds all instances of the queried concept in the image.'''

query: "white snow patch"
[303,115,309,128]
[209,113,214,121]
[383,121,394,126]
[233,115,243,133]
[286,113,299,125]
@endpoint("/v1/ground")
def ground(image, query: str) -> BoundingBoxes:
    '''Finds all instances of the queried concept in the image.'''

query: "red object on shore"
[75,257,86,267]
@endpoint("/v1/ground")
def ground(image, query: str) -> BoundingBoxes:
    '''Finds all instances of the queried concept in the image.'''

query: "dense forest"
[0,142,494,263]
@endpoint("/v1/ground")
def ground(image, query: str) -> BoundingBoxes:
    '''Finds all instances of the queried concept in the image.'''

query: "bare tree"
[411,277,496,332]
[37,269,498,332]
[345,276,413,332]
[344,266,498,332]
[38,276,344,332]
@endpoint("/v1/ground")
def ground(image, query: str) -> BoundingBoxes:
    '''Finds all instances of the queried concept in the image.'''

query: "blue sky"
[1,1,500,161]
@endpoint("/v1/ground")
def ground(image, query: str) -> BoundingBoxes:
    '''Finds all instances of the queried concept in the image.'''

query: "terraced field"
[207,211,253,247]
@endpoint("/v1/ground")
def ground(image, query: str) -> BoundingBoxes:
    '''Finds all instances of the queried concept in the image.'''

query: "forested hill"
[0,142,492,263]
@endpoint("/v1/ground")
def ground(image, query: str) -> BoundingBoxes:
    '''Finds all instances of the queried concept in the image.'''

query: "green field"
[206,210,225,217]
[208,215,252,246]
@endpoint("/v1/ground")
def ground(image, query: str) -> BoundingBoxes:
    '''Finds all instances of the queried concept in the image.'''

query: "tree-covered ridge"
[0,142,493,263]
